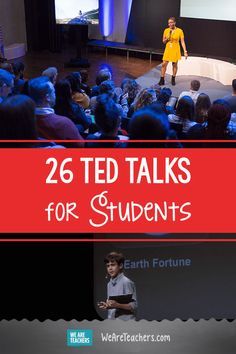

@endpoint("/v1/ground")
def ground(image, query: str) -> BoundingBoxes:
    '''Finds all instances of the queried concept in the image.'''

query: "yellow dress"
[162,27,184,63]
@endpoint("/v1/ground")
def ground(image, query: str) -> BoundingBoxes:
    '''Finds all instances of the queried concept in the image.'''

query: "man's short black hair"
[191,80,201,91]
[104,252,125,266]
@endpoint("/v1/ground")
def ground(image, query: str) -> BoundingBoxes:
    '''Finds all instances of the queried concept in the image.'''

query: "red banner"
[0,148,235,234]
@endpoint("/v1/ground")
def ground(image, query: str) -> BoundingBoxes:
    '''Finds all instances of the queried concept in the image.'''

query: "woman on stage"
[159,17,188,86]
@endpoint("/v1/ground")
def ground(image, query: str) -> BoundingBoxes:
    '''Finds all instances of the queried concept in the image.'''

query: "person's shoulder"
[223,95,232,101]
[122,275,134,285]
[179,91,189,97]
[177,27,184,35]
[188,123,204,137]
[52,113,79,131]
[168,114,181,123]
[51,112,72,122]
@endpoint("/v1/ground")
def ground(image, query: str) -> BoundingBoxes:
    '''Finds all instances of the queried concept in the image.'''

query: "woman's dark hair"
[169,17,176,22]
[65,72,82,93]
[213,99,231,111]
[157,87,172,105]
[99,80,115,96]
[95,94,121,134]
[206,103,231,139]
[121,78,141,106]
[134,88,157,111]
[195,93,211,123]
[104,252,125,266]
[130,107,169,140]
[0,95,37,146]
[54,79,76,120]
[176,96,195,121]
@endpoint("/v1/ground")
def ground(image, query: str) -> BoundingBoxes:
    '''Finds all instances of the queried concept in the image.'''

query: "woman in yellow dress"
[159,17,188,86]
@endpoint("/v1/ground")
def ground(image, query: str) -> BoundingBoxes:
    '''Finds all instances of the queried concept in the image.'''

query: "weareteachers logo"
[67,329,93,347]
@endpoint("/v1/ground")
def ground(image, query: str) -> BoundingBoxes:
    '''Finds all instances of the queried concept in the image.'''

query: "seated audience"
[86,94,127,147]
[3,52,235,151]
[42,67,58,86]
[0,69,14,103]
[54,79,91,133]
[223,79,236,113]
[178,80,201,104]
[195,93,211,123]
[28,76,84,147]
[168,96,196,137]
[66,72,90,109]
[188,102,236,146]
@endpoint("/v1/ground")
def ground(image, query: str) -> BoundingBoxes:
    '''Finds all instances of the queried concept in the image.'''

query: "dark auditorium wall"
[24,0,60,52]
[0,0,27,46]
[126,0,236,60]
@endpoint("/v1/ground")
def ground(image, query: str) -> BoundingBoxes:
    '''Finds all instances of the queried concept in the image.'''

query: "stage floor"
[23,49,160,87]
[22,50,232,101]
[137,65,232,101]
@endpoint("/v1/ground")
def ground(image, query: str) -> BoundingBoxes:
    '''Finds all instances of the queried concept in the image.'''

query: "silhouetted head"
[28,76,56,108]
[96,69,112,86]
[0,94,37,143]
[130,107,169,141]
[206,103,231,139]
[190,80,201,91]
[176,96,195,121]
[95,94,121,136]
[42,67,58,85]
